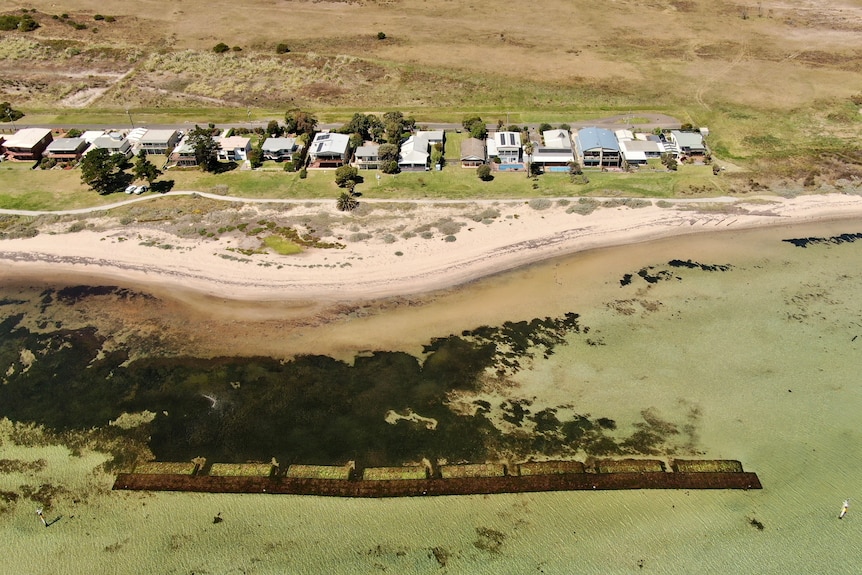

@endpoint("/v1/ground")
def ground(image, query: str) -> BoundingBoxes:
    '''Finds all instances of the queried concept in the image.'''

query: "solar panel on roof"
[319,134,330,140]
[316,143,324,153]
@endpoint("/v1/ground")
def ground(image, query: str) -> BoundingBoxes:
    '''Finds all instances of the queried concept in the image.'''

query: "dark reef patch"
[621,260,732,287]
[782,232,862,248]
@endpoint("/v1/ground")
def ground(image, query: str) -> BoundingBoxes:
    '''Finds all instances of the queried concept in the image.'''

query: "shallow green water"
[2,220,862,573]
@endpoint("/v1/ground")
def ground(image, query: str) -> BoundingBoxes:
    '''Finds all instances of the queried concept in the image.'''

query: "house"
[90,133,133,159]
[2,128,53,160]
[487,131,522,164]
[308,132,350,168]
[217,136,251,162]
[460,138,486,168]
[618,139,665,165]
[669,130,707,156]
[354,143,380,170]
[575,127,621,167]
[137,129,180,155]
[261,137,301,162]
[43,137,89,161]
[422,130,445,148]
[398,133,430,171]
[531,130,574,172]
[169,138,198,167]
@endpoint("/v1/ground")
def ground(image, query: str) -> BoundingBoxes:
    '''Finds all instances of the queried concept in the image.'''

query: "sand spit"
[2,193,862,301]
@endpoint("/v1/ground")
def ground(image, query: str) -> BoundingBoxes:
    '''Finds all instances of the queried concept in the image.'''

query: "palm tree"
[336,191,359,212]
[523,141,534,178]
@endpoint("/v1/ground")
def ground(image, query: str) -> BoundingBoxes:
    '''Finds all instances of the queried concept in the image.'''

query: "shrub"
[213,43,230,54]
[276,43,290,54]
[476,164,493,181]
[94,14,105,20]
[377,32,386,40]
[232,46,242,52]
[298,168,307,179]
[529,198,552,210]
[105,16,115,22]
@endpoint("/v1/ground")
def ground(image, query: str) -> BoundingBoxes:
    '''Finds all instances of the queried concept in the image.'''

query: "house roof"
[4,128,51,149]
[45,137,87,153]
[619,140,664,153]
[399,135,429,165]
[218,136,251,150]
[311,132,350,156]
[532,148,574,163]
[670,130,705,150]
[355,144,379,158]
[494,131,521,149]
[542,130,572,149]
[91,135,130,150]
[261,137,297,152]
[419,130,444,141]
[576,127,619,152]
[614,129,634,141]
[460,138,486,160]
[81,130,106,143]
[140,129,179,144]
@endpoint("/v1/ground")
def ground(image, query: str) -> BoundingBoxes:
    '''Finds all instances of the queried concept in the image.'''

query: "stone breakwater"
[113,459,762,497]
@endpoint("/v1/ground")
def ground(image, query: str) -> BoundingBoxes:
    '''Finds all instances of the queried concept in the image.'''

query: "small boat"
[839,499,850,519]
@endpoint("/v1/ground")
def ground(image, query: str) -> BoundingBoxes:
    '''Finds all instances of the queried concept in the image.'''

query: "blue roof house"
[575,127,621,167]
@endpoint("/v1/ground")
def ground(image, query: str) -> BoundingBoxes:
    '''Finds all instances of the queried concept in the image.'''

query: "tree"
[284,109,318,136]
[133,150,161,184]
[266,120,283,137]
[462,116,487,140]
[477,164,493,181]
[523,141,535,177]
[80,148,128,194]
[538,123,552,133]
[381,160,399,174]
[248,145,263,169]
[0,102,24,122]
[661,153,678,171]
[367,115,385,142]
[378,143,399,163]
[334,165,359,188]
[213,43,230,53]
[568,160,582,176]
[336,191,359,211]
[187,125,219,172]
[276,43,290,54]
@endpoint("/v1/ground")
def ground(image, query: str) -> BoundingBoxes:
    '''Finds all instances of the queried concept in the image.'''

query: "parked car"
[135,185,148,194]
[125,185,137,194]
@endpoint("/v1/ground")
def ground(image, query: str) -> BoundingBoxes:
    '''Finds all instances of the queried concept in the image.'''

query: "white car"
[124,185,137,194]
[135,185,148,194]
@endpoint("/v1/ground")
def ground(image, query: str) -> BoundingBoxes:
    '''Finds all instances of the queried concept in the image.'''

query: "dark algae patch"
[782,232,862,248]
[0,308,701,468]
[620,260,733,286]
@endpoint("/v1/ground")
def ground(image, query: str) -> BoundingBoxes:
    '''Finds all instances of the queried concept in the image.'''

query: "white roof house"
[398,134,430,170]
[138,129,180,154]
[614,129,635,142]
[669,130,706,154]
[542,130,573,149]
[619,139,665,164]
[90,133,132,158]
[217,135,251,161]
[489,131,522,163]
[81,130,106,143]
[3,128,52,150]
[309,132,350,166]
[261,137,299,160]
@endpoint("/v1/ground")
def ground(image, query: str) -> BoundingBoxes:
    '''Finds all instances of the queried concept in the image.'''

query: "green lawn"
[0,162,117,211]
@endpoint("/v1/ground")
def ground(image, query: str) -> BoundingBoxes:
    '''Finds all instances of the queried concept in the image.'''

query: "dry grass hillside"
[1,0,861,176]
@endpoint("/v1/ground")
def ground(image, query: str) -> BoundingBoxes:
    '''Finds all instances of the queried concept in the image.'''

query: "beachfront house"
[138,129,180,155]
[43,137,89,161]
[618,139,665,166]
[575,127,621,168]
[217,136,252,162]
[261,137,301,162]
[530,129,575,172]
[487,131,522,164]
[170,140,198,167]
[460,138,486,167]
[308,132,350,168]
[90,133,133,159]
[398,133,430,171]
[669,130,707,157]
[354,143,380,170]
[2,128,53,161]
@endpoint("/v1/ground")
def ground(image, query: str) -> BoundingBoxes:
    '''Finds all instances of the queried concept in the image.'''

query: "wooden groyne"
[113,459,761,497]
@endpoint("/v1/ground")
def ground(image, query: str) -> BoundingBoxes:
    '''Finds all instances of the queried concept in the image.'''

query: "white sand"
[1,193,862,300]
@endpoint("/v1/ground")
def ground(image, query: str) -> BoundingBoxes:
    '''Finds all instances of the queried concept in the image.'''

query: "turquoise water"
[2,219,862,573]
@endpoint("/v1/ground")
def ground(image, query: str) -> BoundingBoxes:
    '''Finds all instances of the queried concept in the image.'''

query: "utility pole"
[126,109,134,129]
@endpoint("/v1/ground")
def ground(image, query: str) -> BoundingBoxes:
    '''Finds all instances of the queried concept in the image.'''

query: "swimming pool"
[546,166,570,173]
[497,163,524,171]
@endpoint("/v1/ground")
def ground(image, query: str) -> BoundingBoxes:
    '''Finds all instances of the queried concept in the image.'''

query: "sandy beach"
[2,192,862,301]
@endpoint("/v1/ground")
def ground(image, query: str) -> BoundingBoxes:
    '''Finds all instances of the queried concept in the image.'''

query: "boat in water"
[839,499,850,519]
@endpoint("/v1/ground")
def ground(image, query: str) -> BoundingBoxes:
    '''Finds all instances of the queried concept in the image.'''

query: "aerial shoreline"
[2,192,862,302]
